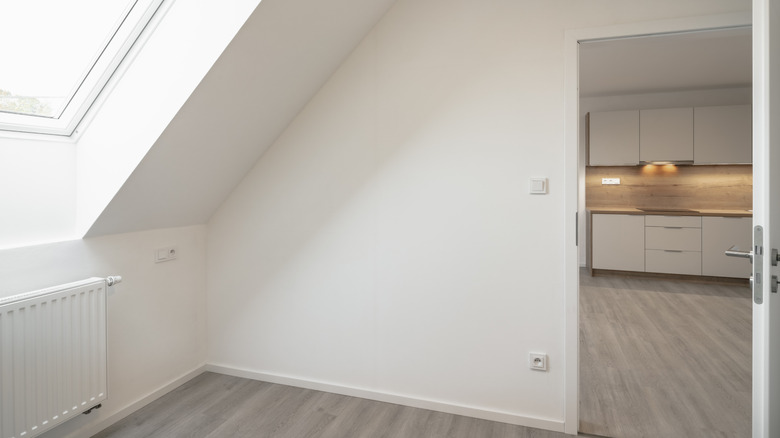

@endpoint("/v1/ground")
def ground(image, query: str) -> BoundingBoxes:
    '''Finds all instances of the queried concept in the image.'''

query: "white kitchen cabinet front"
[592,214,645,271]
[701,216,752,278]
[694,105,752,164]
[640,107,694,163]
[646,250,702,275]
[644,215,701,275]
[588,110,640,166]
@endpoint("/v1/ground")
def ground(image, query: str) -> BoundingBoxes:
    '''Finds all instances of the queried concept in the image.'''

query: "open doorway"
[576,27,753,437]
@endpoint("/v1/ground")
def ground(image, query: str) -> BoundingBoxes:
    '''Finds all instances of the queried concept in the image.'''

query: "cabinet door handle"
[664,249,684,253]
[663,226,683,229]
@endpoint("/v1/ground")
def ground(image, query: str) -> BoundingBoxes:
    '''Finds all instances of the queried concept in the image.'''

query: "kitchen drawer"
[645,227,702,251]
[645,250,702,275]
[644,215,701,228]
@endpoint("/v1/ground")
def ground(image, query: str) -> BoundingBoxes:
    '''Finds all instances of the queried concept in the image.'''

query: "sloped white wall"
[0,226,207,438]
[207,0,750,430]
[85,0,397,238]
[75,0,263,235]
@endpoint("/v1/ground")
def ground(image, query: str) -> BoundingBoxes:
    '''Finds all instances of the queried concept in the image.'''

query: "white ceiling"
[579,27,752,97]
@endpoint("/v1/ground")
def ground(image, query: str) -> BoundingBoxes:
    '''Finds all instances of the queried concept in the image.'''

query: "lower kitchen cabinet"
[591,212,750,279]
[646,250,702,275]
[702,216,752,278]
[644,215,701,275]
[591,214,645,272]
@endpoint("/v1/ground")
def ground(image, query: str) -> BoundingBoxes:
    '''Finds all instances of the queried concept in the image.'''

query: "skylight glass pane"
[0,1,134,118]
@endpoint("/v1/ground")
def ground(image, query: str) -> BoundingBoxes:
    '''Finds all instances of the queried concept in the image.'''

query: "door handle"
[725,245,753,262]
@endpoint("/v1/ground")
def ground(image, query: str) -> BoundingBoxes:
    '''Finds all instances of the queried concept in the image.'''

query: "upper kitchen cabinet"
[588,110,640,166]
[639,107,694,163]
[694,105,752,164]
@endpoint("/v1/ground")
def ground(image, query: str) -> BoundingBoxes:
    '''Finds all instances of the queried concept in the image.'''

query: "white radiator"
[0,276,119,438]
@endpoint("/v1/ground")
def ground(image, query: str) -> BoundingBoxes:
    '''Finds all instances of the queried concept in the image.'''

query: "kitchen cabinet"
[591,212,751,279]
[588,105,750,166]
[592,214,645,271]
[588,110,640,166]
[639,107,694,163]
[645,215,701,275]
[694,105,752,164]
[702,216,752,278]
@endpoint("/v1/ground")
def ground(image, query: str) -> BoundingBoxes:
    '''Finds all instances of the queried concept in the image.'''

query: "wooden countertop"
[588,207,752,217]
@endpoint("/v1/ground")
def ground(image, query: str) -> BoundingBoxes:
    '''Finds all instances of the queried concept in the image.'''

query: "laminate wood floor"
[579,270,752,438]
[93,372,576,438]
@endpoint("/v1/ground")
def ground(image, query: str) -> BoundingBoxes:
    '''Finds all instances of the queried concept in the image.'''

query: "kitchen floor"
[579,269,751,438]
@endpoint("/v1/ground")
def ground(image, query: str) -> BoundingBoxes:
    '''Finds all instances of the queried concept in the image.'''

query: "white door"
[753,1,780,436]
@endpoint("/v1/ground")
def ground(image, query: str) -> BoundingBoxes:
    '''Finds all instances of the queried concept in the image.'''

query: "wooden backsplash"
[586,165,752,210]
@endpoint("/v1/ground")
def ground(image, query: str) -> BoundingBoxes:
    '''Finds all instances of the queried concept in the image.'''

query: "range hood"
[638,160,694,166]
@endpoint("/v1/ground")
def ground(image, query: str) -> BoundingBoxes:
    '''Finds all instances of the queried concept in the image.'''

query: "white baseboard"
[205,363,565,434]
[54,364,207,438]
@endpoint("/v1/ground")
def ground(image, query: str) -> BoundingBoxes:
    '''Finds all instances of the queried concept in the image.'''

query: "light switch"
[529,178,547,194]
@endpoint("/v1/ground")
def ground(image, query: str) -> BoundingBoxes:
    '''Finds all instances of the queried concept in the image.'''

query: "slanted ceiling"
[86,0,397,237]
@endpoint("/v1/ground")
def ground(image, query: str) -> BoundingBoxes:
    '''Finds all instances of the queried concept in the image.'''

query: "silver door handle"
[725,245,753,262]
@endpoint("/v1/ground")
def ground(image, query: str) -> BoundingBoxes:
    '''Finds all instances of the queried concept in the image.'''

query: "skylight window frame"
[0,0,165,137]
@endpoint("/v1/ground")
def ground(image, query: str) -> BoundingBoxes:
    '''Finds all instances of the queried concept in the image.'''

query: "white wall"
[0,226,208,438]
[207,0,751,430]
[0,136,76,249]
[577,87,753,265]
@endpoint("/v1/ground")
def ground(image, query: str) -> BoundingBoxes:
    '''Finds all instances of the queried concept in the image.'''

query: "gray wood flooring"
[94,271,750,438]
[579,270,752,438]
[93,372,576,438]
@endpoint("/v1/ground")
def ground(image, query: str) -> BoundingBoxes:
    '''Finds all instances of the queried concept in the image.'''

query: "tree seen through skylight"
[0,0,137,118]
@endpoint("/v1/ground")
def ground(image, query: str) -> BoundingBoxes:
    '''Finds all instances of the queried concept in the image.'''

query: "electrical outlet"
[601,178,620,185]
[529,353,548,371]
[154,246,178,263]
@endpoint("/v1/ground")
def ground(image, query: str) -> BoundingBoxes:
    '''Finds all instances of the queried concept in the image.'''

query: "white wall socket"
[529,353,548,371]
[154,246,178,263]
[601,178,620,185]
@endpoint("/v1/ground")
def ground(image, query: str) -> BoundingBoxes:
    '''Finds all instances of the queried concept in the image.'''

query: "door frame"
[562,12,753,435]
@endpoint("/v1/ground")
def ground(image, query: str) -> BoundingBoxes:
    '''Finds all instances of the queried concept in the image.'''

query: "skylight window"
[0,0,164,136]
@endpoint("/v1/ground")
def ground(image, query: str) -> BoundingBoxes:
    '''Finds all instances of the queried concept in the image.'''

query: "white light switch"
[602,178,620,185]
[529,178,547,194]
